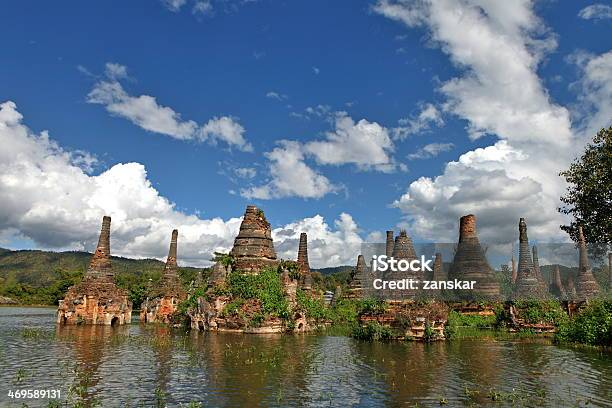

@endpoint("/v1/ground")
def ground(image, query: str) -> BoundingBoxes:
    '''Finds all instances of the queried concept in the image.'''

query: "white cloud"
[578,4,612,20]
[313,66,320,75]
[407,142,454,160]
[393,103,444,139]
[240,140,337,199]
[305,112,399,172]
[199,116,252,152]
[374,0,607,244]
[234,167,256,179]
[104,62,128,80]
[0,101,363,267]
[161,0,187,12]
[87,64,251,151]
[273,213,363,268]
[193,0,213,15]
[265,91,288,101]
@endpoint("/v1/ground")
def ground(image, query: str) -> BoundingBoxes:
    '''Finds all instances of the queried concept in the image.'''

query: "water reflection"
[0,307,610,407]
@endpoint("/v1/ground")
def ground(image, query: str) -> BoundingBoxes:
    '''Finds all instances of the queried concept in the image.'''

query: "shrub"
[226,268,289,318]
[296,289,329,320]
[556,299,612,347]
[351,322,395,341]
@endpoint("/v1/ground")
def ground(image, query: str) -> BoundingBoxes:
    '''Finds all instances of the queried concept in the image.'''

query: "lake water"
[0,307,610,407]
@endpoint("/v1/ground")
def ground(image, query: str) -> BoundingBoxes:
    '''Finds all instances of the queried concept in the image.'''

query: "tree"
[559,127,612,262]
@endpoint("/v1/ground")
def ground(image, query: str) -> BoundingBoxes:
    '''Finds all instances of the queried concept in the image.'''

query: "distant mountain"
[313,265,353,275]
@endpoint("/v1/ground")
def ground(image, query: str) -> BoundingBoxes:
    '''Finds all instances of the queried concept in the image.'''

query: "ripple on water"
[0,307,610,407]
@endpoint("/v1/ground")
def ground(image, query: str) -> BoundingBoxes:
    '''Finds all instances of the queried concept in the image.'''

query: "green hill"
[0,248,205,306]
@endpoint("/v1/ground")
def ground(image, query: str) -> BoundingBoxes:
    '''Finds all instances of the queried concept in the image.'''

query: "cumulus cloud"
[273,213,363,268]
[578,4,612,20]
[374,0,610,244]
[241,141,337,199]
[0,101,363,267]
[304,112,399,172]
[87,64,251,151]
[161,0,187,12]
[234,167,257,179]
[407,142,454,160]
[265,91,288,101]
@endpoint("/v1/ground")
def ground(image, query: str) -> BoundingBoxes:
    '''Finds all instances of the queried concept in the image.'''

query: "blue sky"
[0,1,610,266]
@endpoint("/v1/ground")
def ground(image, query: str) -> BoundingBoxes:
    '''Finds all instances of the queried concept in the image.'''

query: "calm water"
[0,307,610,408]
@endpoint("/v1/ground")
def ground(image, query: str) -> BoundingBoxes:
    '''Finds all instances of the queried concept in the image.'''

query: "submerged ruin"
[449,214,500,299]
[140,229,188,324]
[57,216,132,325]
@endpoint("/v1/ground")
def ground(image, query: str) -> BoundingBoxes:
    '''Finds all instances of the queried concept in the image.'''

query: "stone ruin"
[230,205,279,273]
[140,229,188,324]
[549,265,567,299]
[512,218,547,300]
[574,226,601,300]
[385,230,394,257]
[449,214,500,299]
[346,254,367,299]
[297,232,313,291]
[57,216,132,325]
[532,245,548,292]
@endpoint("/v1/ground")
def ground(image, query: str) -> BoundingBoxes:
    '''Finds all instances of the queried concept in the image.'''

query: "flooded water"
[0,307,610,407]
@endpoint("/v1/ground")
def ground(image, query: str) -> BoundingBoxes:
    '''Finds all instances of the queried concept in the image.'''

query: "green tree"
[559,127,612,261]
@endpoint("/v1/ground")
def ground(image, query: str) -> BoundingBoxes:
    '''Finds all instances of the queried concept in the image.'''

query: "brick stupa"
[549,265,566,299]
[574,226,601,300]
[532,245,548,292]
[57,216,132,325]
[140,229,187,324]
[449,214,500,299]
[513,218,546,299]
[230,205,278,273]
[385,230,394,257]
[297,232,313,291]
[346,255,367,299]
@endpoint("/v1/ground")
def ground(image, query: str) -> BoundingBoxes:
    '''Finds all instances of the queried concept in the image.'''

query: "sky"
[0,0,610,267]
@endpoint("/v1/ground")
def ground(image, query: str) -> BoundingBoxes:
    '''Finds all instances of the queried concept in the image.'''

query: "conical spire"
[297,232,310,274]
[347,255,367,299]
[432,252,445,281]
[511,251,517,284]
[549,265,566,299]
[385,230,394,257]
[513,218,545,299]
[574,225,600,300]
[449,214,499,298]
[532,245,547,291]
[87,216,113,278]
[163,229,179,278]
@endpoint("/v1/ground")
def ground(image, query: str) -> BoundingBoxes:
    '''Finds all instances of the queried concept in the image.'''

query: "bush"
[226,268,289,318]
[556,299,612,347]
[296,289,329,320]
[351,322,395,341]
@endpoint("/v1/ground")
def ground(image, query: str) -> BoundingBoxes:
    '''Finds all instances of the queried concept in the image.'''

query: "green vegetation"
[351,322,395,341]
[556,299,612,347]
[508,300,569,326]
[0,248,203,306]
[559,126,612,262]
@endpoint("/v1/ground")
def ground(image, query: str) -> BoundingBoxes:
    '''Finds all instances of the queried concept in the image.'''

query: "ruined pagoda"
[532,245,548,292]
[346,255,367,299]
[385,230,394,257]
[57,216,132,325]
[230,205,278,273]
[574,226,600,300]
[449,214,500,299]
[297,232,313,291]
[513,218,546,299]
[140,229,188,324]
[549,265,566,299]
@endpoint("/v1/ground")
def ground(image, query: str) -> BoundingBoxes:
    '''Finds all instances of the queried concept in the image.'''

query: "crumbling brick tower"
[513,218,546,300]
[297,232,313,291]
[449,214,500,299]
[385,230,394,258]
[57,216,132,325]
[549,264,567,299]
[140,229,187,324]
[230,205,279,273]
[346,255,367,299]
[574,226,600,300]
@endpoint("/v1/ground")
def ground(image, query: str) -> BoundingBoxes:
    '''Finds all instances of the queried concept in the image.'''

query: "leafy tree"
[559,126,612,261]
